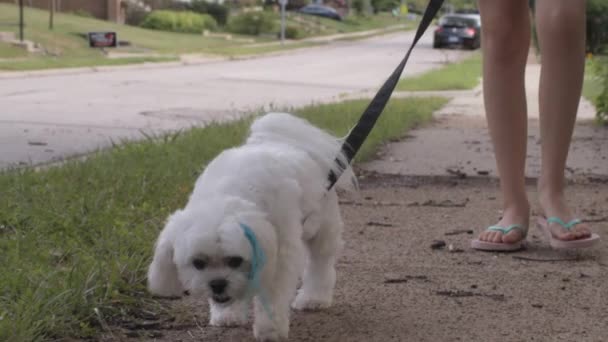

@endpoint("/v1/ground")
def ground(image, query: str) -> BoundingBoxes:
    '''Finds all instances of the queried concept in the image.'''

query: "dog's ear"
[147,210,187,297]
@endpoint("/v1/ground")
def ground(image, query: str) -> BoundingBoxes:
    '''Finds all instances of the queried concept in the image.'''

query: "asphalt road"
[0,30,470,169]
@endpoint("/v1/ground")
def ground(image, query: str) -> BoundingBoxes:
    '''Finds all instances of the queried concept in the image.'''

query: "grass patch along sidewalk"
[0,96,447,341]
[396,52,482,91]
[582,56,608,124]
[583,57,605,105]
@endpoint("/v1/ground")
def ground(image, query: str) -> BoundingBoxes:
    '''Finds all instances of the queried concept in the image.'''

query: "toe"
[491,231,503,243]
[573,223,592,239]
[478,231,491,242]
[502,230,523,244]
[550,225,575,241]
[572,230,584,239]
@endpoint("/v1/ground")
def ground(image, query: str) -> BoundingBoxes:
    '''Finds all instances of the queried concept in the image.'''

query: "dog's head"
[147,198,276,306]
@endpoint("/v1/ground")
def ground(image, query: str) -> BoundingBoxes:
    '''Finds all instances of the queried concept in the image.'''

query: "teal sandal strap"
[487,224,527,237]
[546,217,582,230]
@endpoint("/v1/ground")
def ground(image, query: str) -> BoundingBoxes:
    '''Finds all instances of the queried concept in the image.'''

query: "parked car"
[433,14,481,50]
[298,4,342,21]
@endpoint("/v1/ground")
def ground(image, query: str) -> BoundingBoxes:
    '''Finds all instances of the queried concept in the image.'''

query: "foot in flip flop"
[537,192,600,248]
[471,205,529,251]
[537,192,600,249]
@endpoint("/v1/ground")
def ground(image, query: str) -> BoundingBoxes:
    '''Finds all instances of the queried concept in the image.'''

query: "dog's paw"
[291,292,332,311]
[210,315,248,327]
[209,309,248,327]
[253,323,284,342]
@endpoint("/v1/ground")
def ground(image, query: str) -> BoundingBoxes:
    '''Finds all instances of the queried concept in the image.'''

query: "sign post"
[279,0,288,45]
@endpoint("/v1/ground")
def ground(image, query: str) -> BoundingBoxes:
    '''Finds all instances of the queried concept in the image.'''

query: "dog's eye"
[192,258,206,270]
[227,256,243,268]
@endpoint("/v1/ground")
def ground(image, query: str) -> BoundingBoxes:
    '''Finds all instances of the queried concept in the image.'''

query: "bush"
[188,0,230,26]
[227,11,276,36]
[370,0,398,13]
[587,0,608,54]
[285,0,309,10]
[284,25,302,39]
[352,0,365,15]
[141,10,218,33]
[125,1,150,26]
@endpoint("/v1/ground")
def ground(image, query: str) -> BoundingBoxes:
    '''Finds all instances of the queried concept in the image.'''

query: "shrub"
[227,11,276,36]
[370,0,398,13]
[586,0,608,54]
[141,10,218,33]
[284,25,302,39]
[188,0,230,26]
[285,0,309,10]
[125,0,150,26]
[352,0,365,16]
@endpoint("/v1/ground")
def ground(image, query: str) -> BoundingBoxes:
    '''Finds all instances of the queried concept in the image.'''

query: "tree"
[49,0,55,30]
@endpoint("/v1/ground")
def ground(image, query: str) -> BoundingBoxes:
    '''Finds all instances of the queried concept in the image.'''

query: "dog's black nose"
[209,279,228,294]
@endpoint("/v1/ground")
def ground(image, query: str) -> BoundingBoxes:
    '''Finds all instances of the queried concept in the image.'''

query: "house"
[0,0,128,23]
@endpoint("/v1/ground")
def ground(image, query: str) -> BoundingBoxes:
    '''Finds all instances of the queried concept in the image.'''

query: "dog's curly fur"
[147,113,355,341]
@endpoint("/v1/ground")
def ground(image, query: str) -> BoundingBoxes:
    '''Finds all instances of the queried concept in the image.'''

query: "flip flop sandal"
[471,224,528,252]
[537,216,600,249]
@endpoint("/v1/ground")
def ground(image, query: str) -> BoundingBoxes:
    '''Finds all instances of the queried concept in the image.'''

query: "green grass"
[583,58,604,105]
[0,4,414,71]
[0,96,446,341]
[0,42,28,58]
[396,52,482,91]
[583,56,608,124]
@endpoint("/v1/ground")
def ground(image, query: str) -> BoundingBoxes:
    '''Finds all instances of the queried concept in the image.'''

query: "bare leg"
[477,0,531,244]
[535,0,592,240]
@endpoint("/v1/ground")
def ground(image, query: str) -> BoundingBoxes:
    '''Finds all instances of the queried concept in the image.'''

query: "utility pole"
[279,0,287,45]
[49,0,55,30]
[19,0,24,41]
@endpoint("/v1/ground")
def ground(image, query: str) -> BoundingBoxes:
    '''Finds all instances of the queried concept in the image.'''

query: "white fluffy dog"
[147,113,356,341]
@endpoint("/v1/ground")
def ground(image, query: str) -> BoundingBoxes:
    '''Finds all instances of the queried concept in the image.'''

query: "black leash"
[327,0,445,190]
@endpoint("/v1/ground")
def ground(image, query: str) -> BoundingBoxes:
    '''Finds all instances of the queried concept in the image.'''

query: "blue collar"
[239,223,272,317]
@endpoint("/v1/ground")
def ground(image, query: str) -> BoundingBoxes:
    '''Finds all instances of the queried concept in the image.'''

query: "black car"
[298,4,342,21]
[433,14,481,50]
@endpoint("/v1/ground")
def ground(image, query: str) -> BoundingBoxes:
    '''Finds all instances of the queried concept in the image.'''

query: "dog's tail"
[247,112,358,191]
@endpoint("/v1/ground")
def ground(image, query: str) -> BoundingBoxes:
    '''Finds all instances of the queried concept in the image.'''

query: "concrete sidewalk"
[363,62,607,180]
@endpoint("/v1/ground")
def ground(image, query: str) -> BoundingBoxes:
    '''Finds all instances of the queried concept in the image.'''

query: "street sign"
[88,32,117,48]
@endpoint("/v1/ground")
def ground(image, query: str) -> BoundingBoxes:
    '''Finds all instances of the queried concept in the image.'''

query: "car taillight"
[436,27,443,33]
[465,28,476,36]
